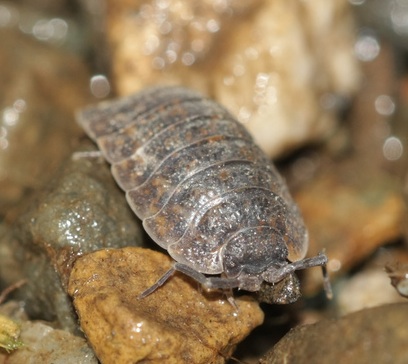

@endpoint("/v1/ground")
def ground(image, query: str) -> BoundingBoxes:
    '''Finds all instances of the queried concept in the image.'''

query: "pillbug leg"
[138,266,176,299]
[174,263,241,290]
[226,292,239,310]
[138,263,241,300]
[175,264,239,308]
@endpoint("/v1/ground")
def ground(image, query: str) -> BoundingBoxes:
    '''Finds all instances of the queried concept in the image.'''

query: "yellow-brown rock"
[68,247,264,364]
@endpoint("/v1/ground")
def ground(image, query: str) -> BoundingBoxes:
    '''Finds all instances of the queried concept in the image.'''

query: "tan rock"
[68,247,264,364]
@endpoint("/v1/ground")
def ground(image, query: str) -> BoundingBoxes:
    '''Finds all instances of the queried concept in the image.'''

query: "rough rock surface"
[69,247,264,364]
[260,303,408,364]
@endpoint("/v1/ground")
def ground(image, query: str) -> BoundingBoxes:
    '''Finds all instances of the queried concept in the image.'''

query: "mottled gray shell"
[77,86,310,291]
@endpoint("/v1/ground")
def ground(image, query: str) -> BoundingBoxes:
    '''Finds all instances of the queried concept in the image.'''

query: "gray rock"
[260,303,408,364]
[0,147,145,332]
[4,321,98,364]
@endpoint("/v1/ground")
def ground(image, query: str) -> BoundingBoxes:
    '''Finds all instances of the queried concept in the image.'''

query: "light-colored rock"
[336,268,407,315]
[105,0,360,157]
[2,321,97,364]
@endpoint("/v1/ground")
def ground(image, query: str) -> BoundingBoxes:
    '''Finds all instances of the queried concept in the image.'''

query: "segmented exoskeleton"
[77,86,330,299]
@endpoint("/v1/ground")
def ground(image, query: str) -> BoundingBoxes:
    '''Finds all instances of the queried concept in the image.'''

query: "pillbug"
[77,86,330,301]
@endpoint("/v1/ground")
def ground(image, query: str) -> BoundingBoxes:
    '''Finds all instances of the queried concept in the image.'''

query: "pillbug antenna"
[321,250,333,299]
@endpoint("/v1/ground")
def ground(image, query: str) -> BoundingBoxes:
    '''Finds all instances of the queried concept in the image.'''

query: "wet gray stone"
[0,146,144,332]
[2,321,98,364]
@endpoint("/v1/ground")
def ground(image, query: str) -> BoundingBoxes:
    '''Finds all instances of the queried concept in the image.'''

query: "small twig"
[0,279,27,305]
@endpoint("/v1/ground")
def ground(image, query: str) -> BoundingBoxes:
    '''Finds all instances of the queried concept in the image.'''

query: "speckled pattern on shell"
[77,86,308,275]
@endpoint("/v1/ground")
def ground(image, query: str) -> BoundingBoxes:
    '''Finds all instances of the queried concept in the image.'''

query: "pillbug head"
[222,226,288,291]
